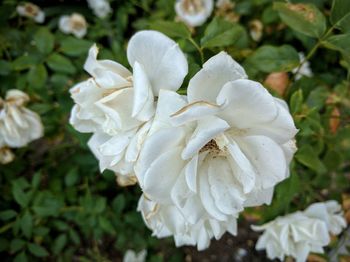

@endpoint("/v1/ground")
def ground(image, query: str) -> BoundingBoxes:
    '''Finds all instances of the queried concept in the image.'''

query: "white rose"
[87,0,111,18]
[252,212,330,262]
[59,13,88,39]
[304,200,347,235]
[136,51,297,226]
[70,31,188,177]
[175,0,214,27]
[0,90,43,148]
[16,2,45,23]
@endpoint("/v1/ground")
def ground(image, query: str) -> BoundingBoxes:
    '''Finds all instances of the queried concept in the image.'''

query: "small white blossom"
[59,13,87,38]
[175,0,214,27]
[249,19,263,42]
[252,212,330,262]
[0,90,43,149]
[123,249,147,262]
[252,200,346,262]
[16,2,45,23]
[87,0,111,18]
[304,200,347,235]
[293,52,313,80]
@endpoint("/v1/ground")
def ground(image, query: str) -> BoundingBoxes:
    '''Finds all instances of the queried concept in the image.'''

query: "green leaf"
[273,2,326,38]
[60,37,93,56]
[0,210,17,221]
[149,21,191,38]
[20,211,33,239]
[52,234,67,255]
[247,45,299,73]
[322,34,350,56]
[13,251,27,262]
[34,27,54,54]
[31,172,41,189]
[27,64,47,89]
[28,243,49,257]
[330,0,350,32]
[12,55,39,71]
[290,89,304,114]
[46,54,76,74]
[201,17,247,48]
[295,145,327,174]
[10,239,26,253]
[65,168,79,187]
[0,60,11,75]
[12,182,29,208]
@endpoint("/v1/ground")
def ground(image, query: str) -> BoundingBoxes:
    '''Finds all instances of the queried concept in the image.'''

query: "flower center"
[182,0,205,15]
[25,3,39,16]
[71,15,86,31]
[200,139,221,154]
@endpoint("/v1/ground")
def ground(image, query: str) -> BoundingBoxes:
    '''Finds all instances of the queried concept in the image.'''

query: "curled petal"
[127,30,188,95]
[188,51,247,103]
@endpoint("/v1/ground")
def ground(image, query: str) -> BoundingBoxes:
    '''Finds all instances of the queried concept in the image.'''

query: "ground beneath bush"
[181,222,271,262]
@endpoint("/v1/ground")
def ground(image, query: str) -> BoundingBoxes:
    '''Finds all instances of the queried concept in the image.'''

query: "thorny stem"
[188,37,204,64]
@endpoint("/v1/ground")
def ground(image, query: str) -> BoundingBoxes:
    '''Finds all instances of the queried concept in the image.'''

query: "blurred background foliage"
[0,0,349,261]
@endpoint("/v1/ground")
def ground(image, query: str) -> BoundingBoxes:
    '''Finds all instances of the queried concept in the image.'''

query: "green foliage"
[274,2,326,38]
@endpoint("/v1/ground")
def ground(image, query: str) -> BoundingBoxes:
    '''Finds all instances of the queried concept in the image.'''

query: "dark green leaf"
[295,145,327,174]
[274,2,326,38]
[0,210,17,221]
[201,17,247,48]
[12,182,29,208]
[60,37,93,56]
[28,243,49,257]
[290,89,304,114]
[34,27,54,54]
[247,45,299,73]
[12,55,39,71]
[20,211,33,239]
[52,234,67,255]
[27,64,47,89]
[46,54,76,74]
[10,239,26,253]
[31,172,41,189]
[13,251,27,262]
[322,34,350,56]
[0,60,11,75]
[149,21,191,38]
[330,0,350,32]
[65,168,79,187]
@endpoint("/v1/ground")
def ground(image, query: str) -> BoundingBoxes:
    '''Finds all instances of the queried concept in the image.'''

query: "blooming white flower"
[135,52,297,248]
[292,52,313,80]
[175,0,214,27]
[16,2,45,23]
[87,0,111,18]
[59,13,88,38]
[304,200,347,235]
[0,90,43,148]
[70,30,188,178]
[252,212,330,262]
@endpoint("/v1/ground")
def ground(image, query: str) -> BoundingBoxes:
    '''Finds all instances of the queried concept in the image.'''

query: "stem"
[0,221,14,234]
[188,37,204,64]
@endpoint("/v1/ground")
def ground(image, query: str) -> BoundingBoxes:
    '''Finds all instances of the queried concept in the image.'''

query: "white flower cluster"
[252,200,347,262]
[70,30,298,250]
[59,13,88,39]
[0,90,43,164]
